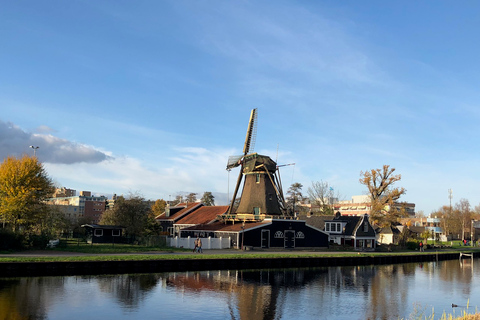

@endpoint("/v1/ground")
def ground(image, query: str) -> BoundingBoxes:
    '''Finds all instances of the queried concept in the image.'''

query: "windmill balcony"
[219,213,274,222]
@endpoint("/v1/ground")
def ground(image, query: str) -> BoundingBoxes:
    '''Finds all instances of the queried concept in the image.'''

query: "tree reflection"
[0,277,66,320]
[96,274,162,309]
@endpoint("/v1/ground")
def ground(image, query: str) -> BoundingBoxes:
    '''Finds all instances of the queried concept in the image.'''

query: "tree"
[99,193,153,238]
[307,180,339,215]
[186,193,197,203]
[0,155,54,232]
[201,192,215,206]
[455,198,473,241]
[286,182,305,215]
[151,199,167,218]
[359,165,406,228]
[431,205,454,237]
[172,195,183,206]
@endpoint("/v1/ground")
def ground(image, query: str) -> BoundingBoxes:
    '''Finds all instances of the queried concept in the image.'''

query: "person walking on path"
[193,237,198,253]
[419,241,423,252]
[196,237,203,253]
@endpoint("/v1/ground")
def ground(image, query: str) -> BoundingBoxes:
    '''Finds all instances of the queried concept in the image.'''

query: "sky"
[2,1,480,214]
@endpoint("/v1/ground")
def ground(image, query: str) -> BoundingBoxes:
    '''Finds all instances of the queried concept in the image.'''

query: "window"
[94,229,103,237]
[296,231,305,239]
[326,223,330,232]
[274,231,284,238]
[256,174,260,183]
[253,207,260,215]
[112,229,120,237]
[363,222,368,232]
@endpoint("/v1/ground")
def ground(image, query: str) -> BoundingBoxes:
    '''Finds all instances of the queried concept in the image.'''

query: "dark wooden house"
[82,224,124,244]
[323,212,376,250]
[180,218,329,249]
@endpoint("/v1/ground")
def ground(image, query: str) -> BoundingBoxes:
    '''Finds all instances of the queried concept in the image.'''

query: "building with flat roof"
[46,191,108,224]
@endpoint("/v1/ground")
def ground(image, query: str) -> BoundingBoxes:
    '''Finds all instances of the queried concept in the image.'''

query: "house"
[156,202,203,236]
[324,212,376,250]
[173,205,229,236]
[82,224,124,244]
[298,214,334,231]
[180,218,329,249]
[375,226,401,245]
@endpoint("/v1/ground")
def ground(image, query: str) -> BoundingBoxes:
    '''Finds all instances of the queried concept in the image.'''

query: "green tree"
[359,165,406,228]
[0,155,54,231]
[186,192,197,203]
[201,192,215,206]
[286,182,305,215]
[99,193,153,238]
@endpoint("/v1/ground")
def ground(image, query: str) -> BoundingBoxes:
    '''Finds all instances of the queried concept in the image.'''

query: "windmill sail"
[226,108,288,218]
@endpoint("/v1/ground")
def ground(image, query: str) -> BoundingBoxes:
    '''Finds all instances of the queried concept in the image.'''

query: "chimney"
[165,203,170,218]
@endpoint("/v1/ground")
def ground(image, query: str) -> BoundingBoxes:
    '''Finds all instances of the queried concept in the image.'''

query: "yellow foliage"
[0,155,54,230]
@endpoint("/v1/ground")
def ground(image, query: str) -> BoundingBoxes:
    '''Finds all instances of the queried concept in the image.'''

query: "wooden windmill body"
[225,109,288,221]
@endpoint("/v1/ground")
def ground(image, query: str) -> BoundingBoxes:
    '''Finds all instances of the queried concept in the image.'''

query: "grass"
[404,300,480,320]
[1,247,479,263]
[0,238,478,263]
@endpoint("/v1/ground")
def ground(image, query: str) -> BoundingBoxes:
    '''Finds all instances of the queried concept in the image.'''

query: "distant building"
[45,191,109,224]
[52,187,76,198]
[400,217,447,241]
[333,195,415,217]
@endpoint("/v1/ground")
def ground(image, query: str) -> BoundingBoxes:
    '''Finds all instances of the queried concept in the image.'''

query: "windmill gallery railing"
[218,213,297,222]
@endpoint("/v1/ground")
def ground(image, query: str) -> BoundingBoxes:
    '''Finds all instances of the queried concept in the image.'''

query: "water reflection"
[0,259,478,320]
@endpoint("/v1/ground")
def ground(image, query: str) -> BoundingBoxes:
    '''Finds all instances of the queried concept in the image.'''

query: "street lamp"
[29,145,39,157]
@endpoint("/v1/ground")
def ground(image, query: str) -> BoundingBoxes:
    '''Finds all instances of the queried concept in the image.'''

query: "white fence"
[167,236,231,249]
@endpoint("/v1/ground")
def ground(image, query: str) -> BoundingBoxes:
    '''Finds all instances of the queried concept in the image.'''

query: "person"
[419,241,423,252]
[193,237,198,253]
[196,237,203,253]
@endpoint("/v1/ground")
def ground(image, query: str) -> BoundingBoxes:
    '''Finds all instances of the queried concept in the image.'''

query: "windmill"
[226,109,288,220]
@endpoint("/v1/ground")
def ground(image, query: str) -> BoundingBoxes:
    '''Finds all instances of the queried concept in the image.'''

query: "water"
[0,258,478,320]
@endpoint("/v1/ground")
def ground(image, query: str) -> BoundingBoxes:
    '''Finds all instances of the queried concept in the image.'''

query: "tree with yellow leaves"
[0,155,54,231]
[359,165,407,228]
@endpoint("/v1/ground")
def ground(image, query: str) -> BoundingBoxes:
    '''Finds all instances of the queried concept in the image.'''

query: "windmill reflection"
[166,268,325,320]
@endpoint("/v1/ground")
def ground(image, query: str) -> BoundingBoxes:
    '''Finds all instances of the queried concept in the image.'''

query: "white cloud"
[0,119,111,164]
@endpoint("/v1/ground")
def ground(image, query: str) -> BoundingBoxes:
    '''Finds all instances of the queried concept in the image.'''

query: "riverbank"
[1,248,479,277]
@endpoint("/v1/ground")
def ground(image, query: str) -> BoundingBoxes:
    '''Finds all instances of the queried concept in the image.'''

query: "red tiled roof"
[156,202,203,221]
[181,220,271,232]
[175,206,229,225]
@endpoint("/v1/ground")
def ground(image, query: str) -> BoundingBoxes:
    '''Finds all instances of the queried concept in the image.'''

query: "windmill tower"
[225,109,288,220]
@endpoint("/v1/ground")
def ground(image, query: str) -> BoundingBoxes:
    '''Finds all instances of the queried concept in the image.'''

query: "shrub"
[0,229,24,251]
[406,241,419,250]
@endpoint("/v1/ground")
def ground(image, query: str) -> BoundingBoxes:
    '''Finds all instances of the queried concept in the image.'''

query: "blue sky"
[2,1,480,214]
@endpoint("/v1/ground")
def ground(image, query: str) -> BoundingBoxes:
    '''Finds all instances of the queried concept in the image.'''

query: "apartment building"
[333,195,415,217]
[46,189,108,224]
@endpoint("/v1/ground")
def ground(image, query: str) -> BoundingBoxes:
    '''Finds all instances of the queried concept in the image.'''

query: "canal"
[0,258,478,319]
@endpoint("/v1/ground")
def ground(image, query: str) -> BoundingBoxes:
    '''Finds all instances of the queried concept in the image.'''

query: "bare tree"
[307,180,339,215]
[359,165,407,227]
[455,198,473,241]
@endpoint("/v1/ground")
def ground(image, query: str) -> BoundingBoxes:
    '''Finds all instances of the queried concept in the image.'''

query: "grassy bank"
[1,248,479,263]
